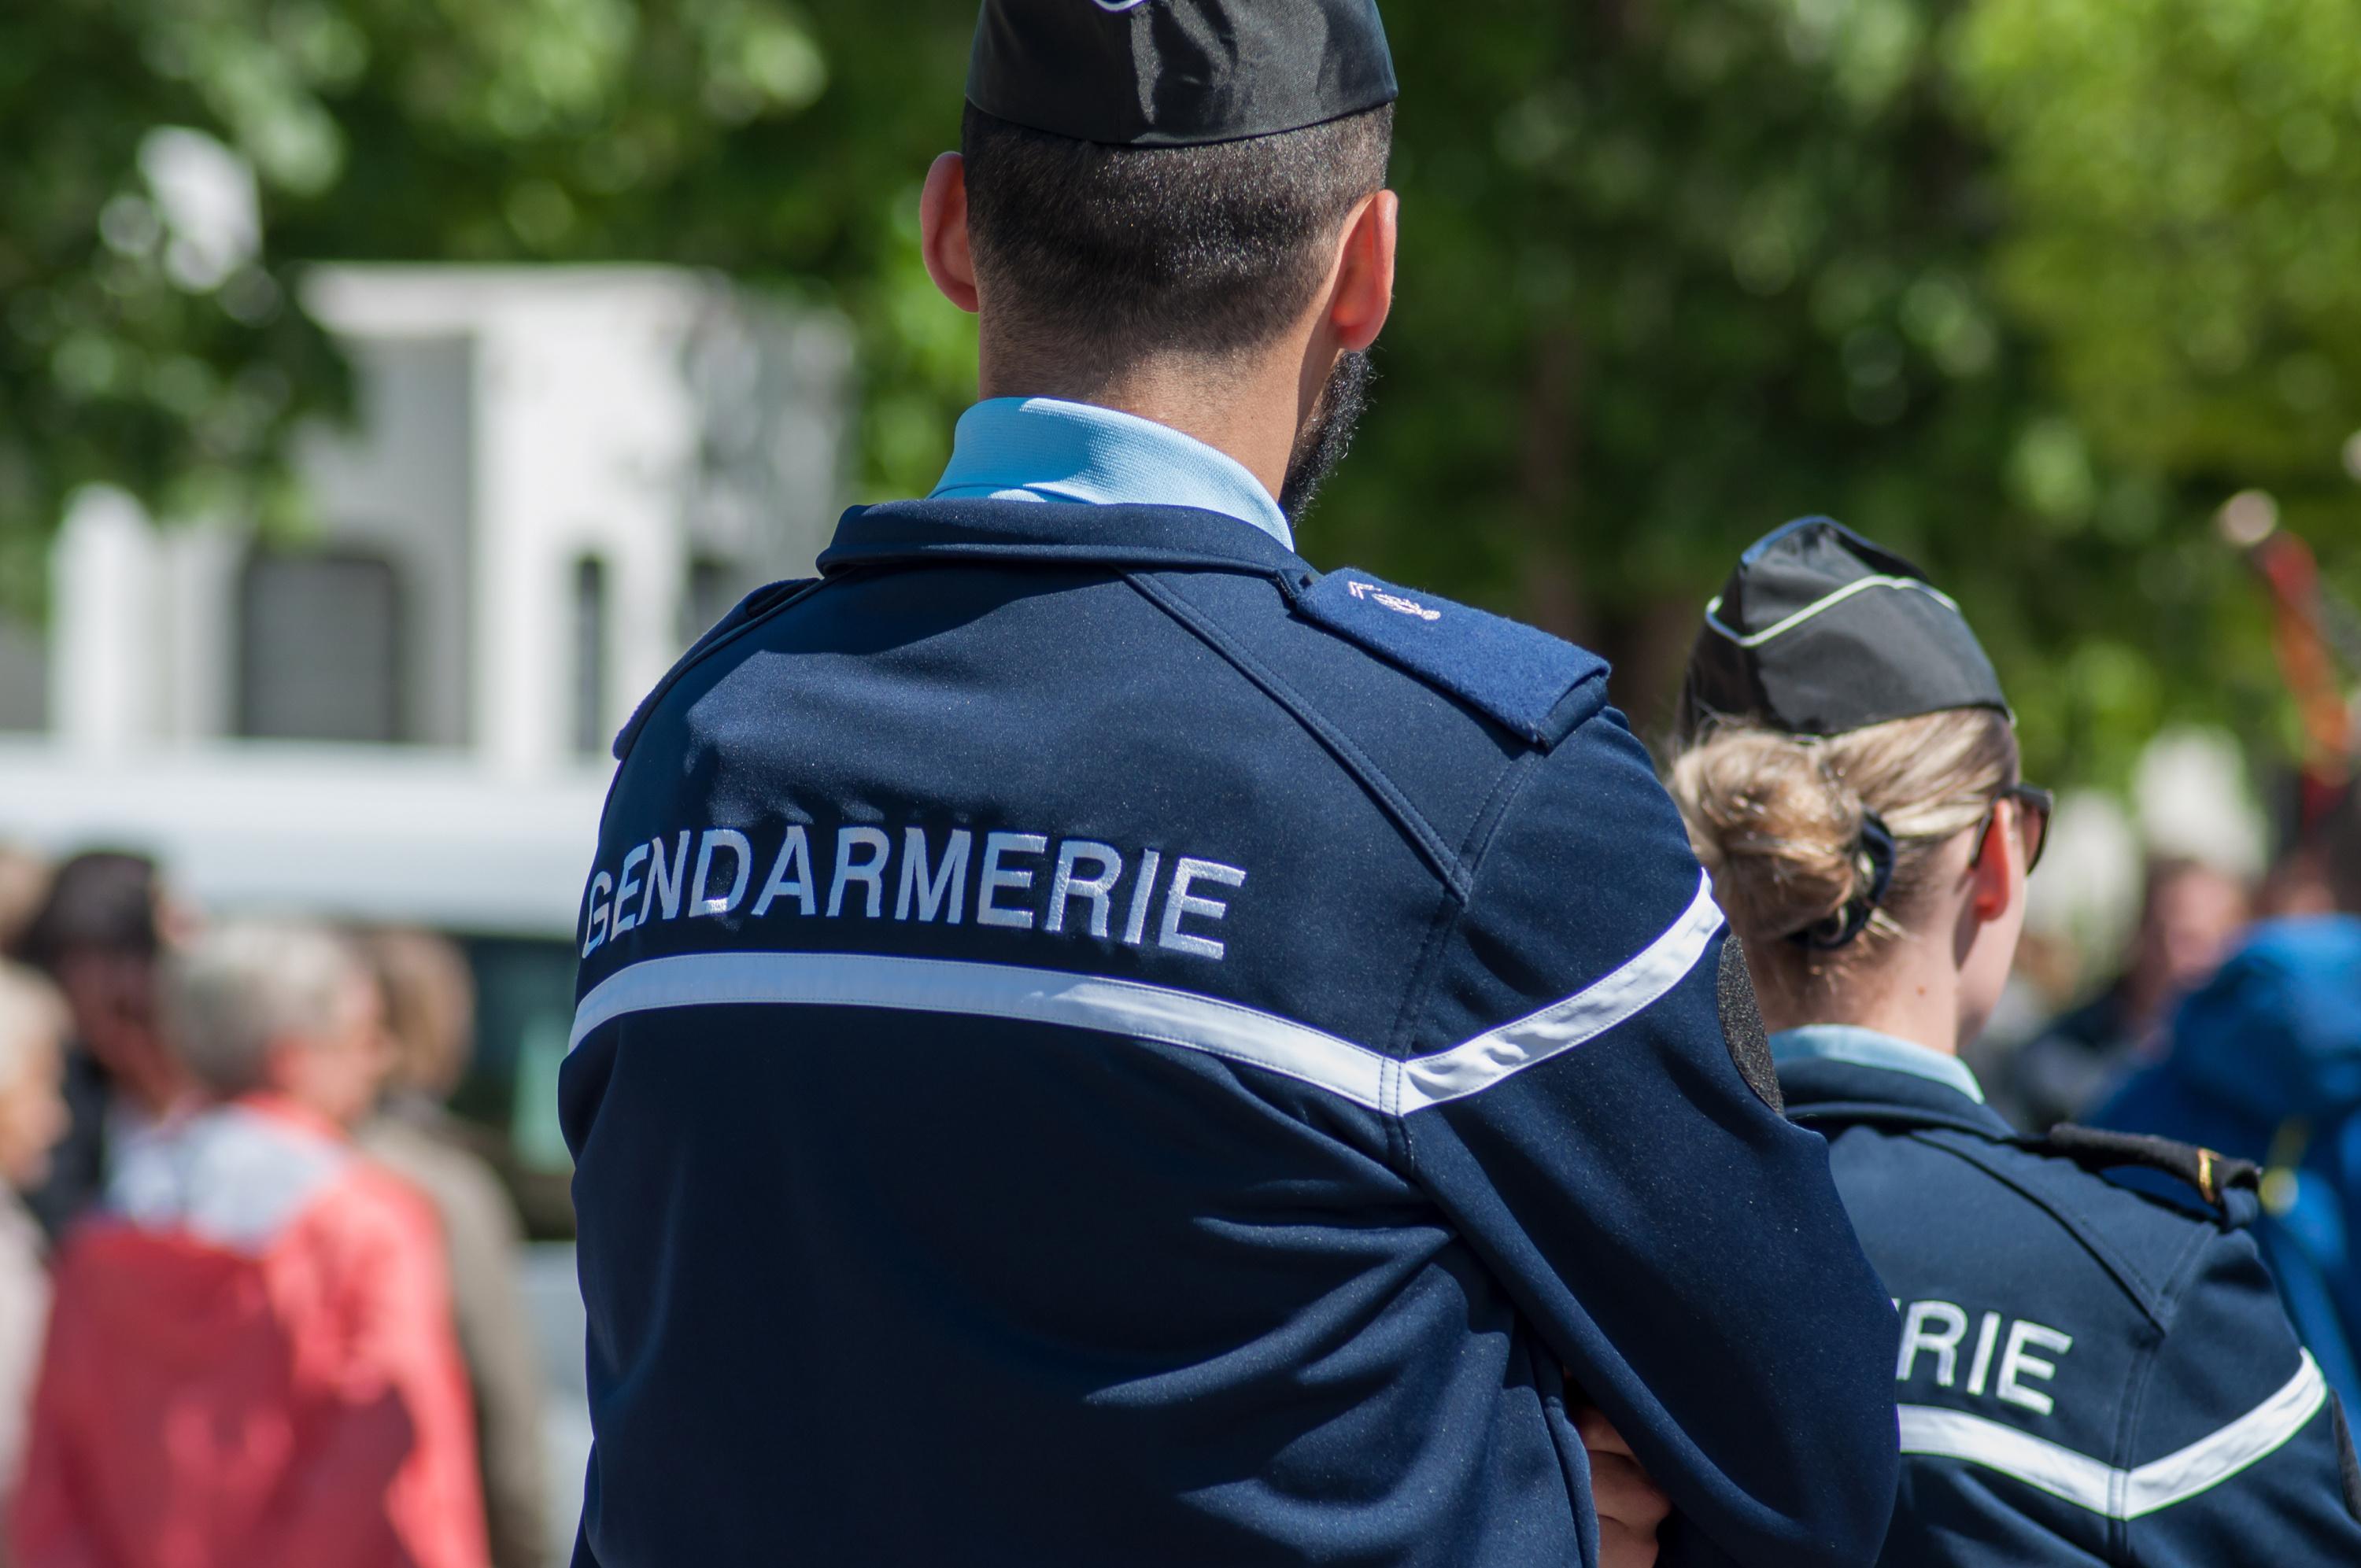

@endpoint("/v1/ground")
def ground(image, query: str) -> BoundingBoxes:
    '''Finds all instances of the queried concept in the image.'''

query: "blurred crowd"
[1974,854,2257,1135]
[0,847,548,1568]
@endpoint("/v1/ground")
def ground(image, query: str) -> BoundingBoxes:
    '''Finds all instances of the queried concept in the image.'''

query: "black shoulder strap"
[2030,1123,2260,1220]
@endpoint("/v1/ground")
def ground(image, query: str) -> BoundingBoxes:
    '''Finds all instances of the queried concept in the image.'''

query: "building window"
[682,555,741,648]
[573,556,608,759]
[0,616,46,733]
[237,548,402,743]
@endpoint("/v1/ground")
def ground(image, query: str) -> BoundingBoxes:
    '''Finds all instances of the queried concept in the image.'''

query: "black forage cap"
[968,0,1398,147]
[1678,518,2010,740]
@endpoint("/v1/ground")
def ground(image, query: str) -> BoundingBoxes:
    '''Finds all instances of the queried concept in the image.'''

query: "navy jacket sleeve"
[2124,1227,2361,1565]
[1395,710,1901,1567]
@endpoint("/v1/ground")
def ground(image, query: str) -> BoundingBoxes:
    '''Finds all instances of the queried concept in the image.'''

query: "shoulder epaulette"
[1289,568,1609,748]
[2028,1123,2260,1220]
[611,577,825,762]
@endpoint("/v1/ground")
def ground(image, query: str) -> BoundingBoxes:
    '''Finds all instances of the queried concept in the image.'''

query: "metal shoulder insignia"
[2031,1123,2261,1221]
[1291,568,1610,747]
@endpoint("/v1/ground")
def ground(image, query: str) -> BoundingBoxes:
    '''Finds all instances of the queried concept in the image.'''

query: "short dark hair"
[961,102,1393,363]
[11,850,161,973]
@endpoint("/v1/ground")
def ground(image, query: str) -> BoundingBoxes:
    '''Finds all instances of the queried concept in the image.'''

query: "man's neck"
[977,343,1309,504]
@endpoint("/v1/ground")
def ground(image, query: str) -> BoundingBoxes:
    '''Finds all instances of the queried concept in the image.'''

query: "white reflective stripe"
[2123,1348,2329,1516]
[1897,1405,2116,1515]
[567,871,1721,1115]
[1703,575,1962,649]
[1897,1351,2329,1520]
[568,949,1394,1108]
[1391,869,1723,1113]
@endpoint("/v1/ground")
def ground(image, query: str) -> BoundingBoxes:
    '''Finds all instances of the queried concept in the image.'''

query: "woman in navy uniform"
[1669,518,2361,1564]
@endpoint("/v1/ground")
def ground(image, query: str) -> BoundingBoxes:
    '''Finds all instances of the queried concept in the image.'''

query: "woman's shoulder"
[1841,1116,2263,1323]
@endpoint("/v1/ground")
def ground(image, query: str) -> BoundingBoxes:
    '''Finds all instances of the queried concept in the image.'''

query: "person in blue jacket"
[1668,517,2361,1564]
[2094,919,2361,1412]
[559,3,1902,1564]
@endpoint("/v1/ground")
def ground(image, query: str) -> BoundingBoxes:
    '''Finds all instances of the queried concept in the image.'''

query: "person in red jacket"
[11,918,490,1568]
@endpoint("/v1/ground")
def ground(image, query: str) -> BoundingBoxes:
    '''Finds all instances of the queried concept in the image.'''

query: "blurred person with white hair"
[356,928,549,1568]
[11,920,490,1568]
[0,965,69,1551]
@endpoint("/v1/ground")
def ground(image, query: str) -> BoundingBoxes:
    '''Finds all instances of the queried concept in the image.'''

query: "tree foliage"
[0,0,974,601]
[5,0,2359,788]
[1960,0,2361,779]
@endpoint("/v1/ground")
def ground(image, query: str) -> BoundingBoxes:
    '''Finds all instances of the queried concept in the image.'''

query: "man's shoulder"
[624,555,1616,756]
[1137,560,1668,908]
[612,576,825,763]
[611,542,1643,861]
[1275,567,1612,751]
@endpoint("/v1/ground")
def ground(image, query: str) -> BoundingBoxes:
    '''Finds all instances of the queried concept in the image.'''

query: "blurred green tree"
[1960,0,2361,778]
[0,0,978,608]
[1321,0,2293,770]
[1963,0,2361,495]
[6,0,2355,788]
[0,0,342,609]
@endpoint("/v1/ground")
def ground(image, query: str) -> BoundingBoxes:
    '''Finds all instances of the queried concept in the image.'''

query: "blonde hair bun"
[1670,710,2018,963]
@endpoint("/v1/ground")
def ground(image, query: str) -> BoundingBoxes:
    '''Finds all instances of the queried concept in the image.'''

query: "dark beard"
[1279,350,1374,525]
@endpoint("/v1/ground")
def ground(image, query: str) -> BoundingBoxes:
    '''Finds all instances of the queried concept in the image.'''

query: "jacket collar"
[929,397,1294,550]
[818,498,1313,584]
[1771,1023,1987,1103]
[1777,1049,2018,1142]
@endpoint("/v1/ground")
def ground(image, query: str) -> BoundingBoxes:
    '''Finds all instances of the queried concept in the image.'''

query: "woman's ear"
[1968,806,2017,922]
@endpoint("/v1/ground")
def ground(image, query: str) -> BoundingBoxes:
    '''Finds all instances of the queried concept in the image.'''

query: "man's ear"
[921,152,981,315]
[1325,189,1398,353]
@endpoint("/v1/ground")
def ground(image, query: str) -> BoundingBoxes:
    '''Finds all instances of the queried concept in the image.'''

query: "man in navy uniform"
[562,4,1901,1563]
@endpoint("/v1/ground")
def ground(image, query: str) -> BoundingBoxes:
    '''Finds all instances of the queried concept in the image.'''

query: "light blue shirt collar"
[1768,1024,1987,1104]
[929,397,1294,551]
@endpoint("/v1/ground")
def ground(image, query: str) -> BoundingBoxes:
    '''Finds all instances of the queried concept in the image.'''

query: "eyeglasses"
[1971,783,2054,874]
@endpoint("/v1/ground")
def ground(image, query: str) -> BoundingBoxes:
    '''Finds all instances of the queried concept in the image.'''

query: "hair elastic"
[1790,810,1896,952]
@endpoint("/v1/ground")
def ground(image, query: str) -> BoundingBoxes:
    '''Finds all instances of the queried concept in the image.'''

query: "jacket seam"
[1124,570,1475,901]
[1908,1132,2171,1327]
[2150,1216,2225,1326]
[2119,1210,2236,1566]
[1392,744,1557,1177]
[2115,1316,2173,1565]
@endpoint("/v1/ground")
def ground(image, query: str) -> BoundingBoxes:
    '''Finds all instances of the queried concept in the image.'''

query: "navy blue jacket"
[1785,1050,2361,1564]
[562,500,1901,1566]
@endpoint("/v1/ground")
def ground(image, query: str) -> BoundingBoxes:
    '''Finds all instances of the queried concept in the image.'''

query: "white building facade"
[0,264,849,937]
